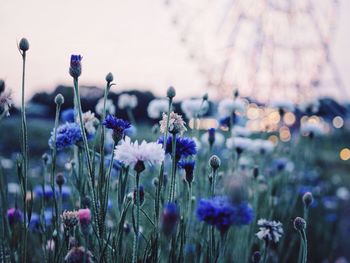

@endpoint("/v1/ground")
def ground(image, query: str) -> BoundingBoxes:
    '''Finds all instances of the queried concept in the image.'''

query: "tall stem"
[20,51,28,263]
[132,172,141,263]
[169,135,177,202]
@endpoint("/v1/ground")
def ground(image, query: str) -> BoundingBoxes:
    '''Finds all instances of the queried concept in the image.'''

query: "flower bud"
[167,86,176,99]
[0,79,5,93]
[55,173,65,187]
[209,155,221,171]
[161,202,179,236]
[105,72,114,83]
[208,128,215,147]
[253,166,259,179]
[293,217,306,231]
[69,55,82,79]
[302,192,313,208]
[134,160,145,173]
[152,177,159,187]
[19,38,29,52]
[202,93,208,101]
[252,251,261,263]
[233,89,239,98]
[54,93,65,106]
[42,153,49,165]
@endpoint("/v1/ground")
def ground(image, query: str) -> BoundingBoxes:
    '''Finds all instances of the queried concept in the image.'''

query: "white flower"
[226,137,252,152]
[159,112,187,135]
[250,139,274,154]
[147,99,169,119]
[231,125,251,137]
[77,111,99,135]
[256,219,284,243]
[200,132,225,147]
[114,136,165,167]
[218,98,245,118]
[181,99,209,119]
[300,122,325,136]
[270,100,294,112]
[0,90,13,116]
[95,98,116,115]
[118,94,138,109]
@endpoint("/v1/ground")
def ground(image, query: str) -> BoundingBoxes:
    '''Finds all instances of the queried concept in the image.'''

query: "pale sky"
[1,0,350,104]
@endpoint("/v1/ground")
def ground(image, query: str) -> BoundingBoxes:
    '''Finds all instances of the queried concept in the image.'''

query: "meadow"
[0,38,349,263]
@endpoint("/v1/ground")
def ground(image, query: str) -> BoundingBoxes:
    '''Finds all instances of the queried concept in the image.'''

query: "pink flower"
[78,208,91,226]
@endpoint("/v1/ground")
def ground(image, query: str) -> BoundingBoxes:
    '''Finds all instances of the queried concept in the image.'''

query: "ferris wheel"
[163,0,347,103]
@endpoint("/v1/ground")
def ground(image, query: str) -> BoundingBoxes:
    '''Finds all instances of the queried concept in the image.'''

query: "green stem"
[20,51,28,263]
[132,172,141,263]
[169,135,177,202]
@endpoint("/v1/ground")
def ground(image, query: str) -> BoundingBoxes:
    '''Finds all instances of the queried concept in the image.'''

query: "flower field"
[0,39,350,263]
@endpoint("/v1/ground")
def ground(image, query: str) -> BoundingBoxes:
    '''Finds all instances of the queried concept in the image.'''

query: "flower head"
[293,217,306,231]
[159,112,187,135]
[147,99,169,119]
[61,108,75,122]
[118,93,138,109]
[178,160,195,184]
[7,208,23,226]
[78,110,99,136]
[181,99,209,119]
[49,122,83,151]
[161,202,180,236]
[69,55,82,78]
[197,196,254,234]
[78,208,91,226]
[256,219,283,243]
[114,136,165,168]
[158,135,197,162]
[95,98,116,116]
[61,210,79,230]
[103,115,131,142]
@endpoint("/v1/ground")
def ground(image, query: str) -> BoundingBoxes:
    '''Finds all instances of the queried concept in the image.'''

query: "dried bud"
[293,217,306,231]
[55,173,65,187]
[19,38,29,52]
[167,86,176,99]
[302,192,313,208]
[105,72,114,83]
[54,93,64,106]
[209,155,221,171]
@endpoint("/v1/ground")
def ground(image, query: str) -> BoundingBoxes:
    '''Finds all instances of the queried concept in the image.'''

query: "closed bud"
[55,173,65,187]
[302,192,313,208]
[202,93,208,101]
[0,79,5,93]
[134,160,145,173]
[233,89,239,98]
[167,86,176,99]
[253,166,259,179]
[54,93,64,106]
[19,38,29,52]
[105,72,114,83]
[42,153,49,164]
[209,155,221,171]
[152,177,159,187]
[293,217,306,231]
[252,251,261,263]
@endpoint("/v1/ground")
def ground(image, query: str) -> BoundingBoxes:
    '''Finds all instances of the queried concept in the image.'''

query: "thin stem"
[132,172,141,263]
[20,51,28,263]
[169,135,177,202]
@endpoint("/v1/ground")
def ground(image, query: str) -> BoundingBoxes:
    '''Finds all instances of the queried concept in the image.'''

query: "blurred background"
[1,0,350,104]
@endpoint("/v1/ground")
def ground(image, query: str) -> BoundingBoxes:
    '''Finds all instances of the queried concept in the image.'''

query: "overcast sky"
[1,0,349,104]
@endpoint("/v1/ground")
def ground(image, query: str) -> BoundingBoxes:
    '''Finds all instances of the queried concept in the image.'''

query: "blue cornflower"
[103,115,131,142]
[161,202,180,236]
[61,108,75,122]
[158,135,197,161]
[34,185,55,199]
[178,160,195,184]
[196,196,253,234]
[48,122,83,151]
[69,54,82,78]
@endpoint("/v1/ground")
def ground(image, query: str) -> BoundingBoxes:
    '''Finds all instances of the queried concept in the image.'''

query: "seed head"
[293,217,306,231]
[302,192,313,208]
[209,155,221,171]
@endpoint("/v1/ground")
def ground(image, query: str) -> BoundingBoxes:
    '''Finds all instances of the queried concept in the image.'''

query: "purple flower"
[103,115,131,142]
[61,108,75,122]
[7,208,23,226]
[158,135,197,162]
[196,196,253,234]
[161,202,180,236]
[178,160,195,184]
